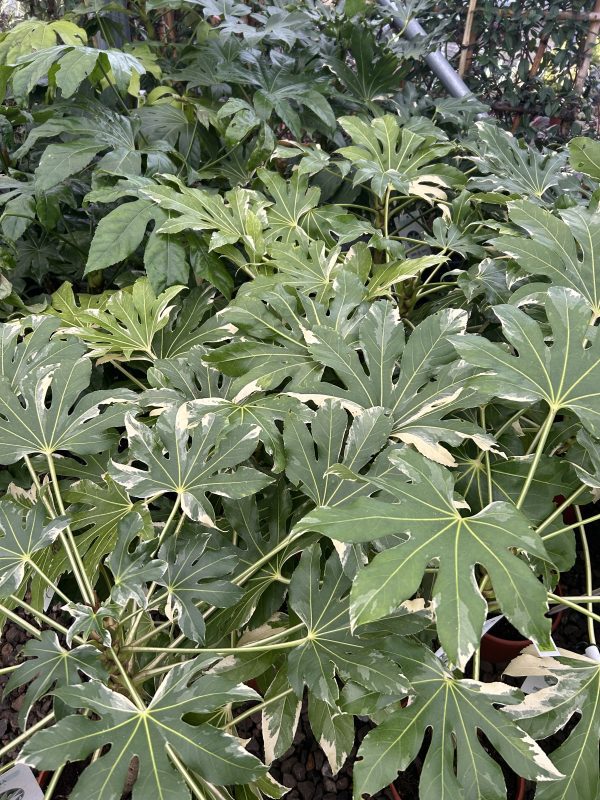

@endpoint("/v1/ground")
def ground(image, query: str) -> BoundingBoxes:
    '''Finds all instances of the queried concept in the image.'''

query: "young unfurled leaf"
[354,640,562,799]
[22,663,267,798]
[4,630,107,728]
[287,546,411,706]
[0,358,135,464]
[58,277,184,361]
[505,649,600,800]
[110,406,272,525]
[301,447,555,669]
[0,498,68,598]
[63,602,120,647]
[157,534,242,642]
[106,513,166,608]
[453,287,600,436]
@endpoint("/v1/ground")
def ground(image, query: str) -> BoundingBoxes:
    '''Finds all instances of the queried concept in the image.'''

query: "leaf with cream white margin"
[299,447,555,670]
[58,277,185,362]
[336,114,454,200]
[262,666,303,765]
[0,357,136,465]
[492,200,600,318]
[4,630,107,728]
[504,647,600,800]
[293,300,493,466]
[106,513,167,608]
[353,639,562,800]
[308,693,354,775]
[143,344,311,473]
[109,405,272,525]
[286,545,411,706]
[452,287,600,436]
[21,661,267,799]
[0,497,68,598]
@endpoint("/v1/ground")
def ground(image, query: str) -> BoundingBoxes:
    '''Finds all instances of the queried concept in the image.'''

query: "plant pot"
[481,595,563,664]
[516,777,527,800]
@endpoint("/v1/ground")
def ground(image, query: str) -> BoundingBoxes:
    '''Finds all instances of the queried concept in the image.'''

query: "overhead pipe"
[376,0,480,102]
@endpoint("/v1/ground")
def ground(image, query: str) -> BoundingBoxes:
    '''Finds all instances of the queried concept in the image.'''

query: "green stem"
[516,411,555,510]
[535,485,587,535]
[0,602,42,639]
[0,664,18,675]
[0,712,54,759]
[541,510,600,541]
[156,496,182,552]
[109,648,146,712]
[480,407,493,505]
[44,765,65,800]
[221,687,295,729]
[125,638,307,655]
[46,454,96,605]
[576,506,596,645]
[547,592,600,624]
[166,744,208,800]
[28,559,71,605]
[10,596,86,645]
[110,360,148,390]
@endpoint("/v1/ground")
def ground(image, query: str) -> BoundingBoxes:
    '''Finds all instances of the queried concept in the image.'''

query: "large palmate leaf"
[286,546,410,706]
[22,663,267,799]
[354,640,562,800]
[4,630,107,728]
[157,533,242,642]
[0,358,135,464]
[284,400,392,507]
[0,498,68,598]
[110,406,272,524]
[63,475,152,569]
[296,301,491,465]
[301,447,554,669]
[144,346,309,472]
[492,201,600,317]
[258,169,320,246]
[142,180,269,267]
[204,275,366,393]
[337,114,454,199]
[453,287,600,436]
[467,122,566,200]
[325,27,403,108]
[0,315,84,390]
[505,649,600,800]
[106,514,166,608]
[58,278,184,361]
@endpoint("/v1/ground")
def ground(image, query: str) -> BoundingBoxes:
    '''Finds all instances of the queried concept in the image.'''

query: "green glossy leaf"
[0,357,135,464]
[85,199,156,274]
[158,533,242,642]
[287,546,411,706]
[453,287,600,435]
[106,513,166,608]
[4,630,107,728]
[110,406,272,524]
[354,640,562,799]
[492,201,600,317]
[301,447,554,669]
[0,498,68,598]
[22,663,267,798]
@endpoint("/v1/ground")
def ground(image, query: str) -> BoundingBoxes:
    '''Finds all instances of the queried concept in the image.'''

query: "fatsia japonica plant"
[0,1,598,799]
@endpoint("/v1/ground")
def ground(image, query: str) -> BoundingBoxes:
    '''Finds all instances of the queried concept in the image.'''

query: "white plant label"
[0,764,43,800]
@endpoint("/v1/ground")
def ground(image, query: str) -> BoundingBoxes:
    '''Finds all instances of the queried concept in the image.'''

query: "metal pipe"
[377,0,474,100]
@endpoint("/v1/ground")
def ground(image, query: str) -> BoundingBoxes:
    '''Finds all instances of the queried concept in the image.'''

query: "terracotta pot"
[37,771,50,788]
[480,602,563,663]
[516,776,527,800]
